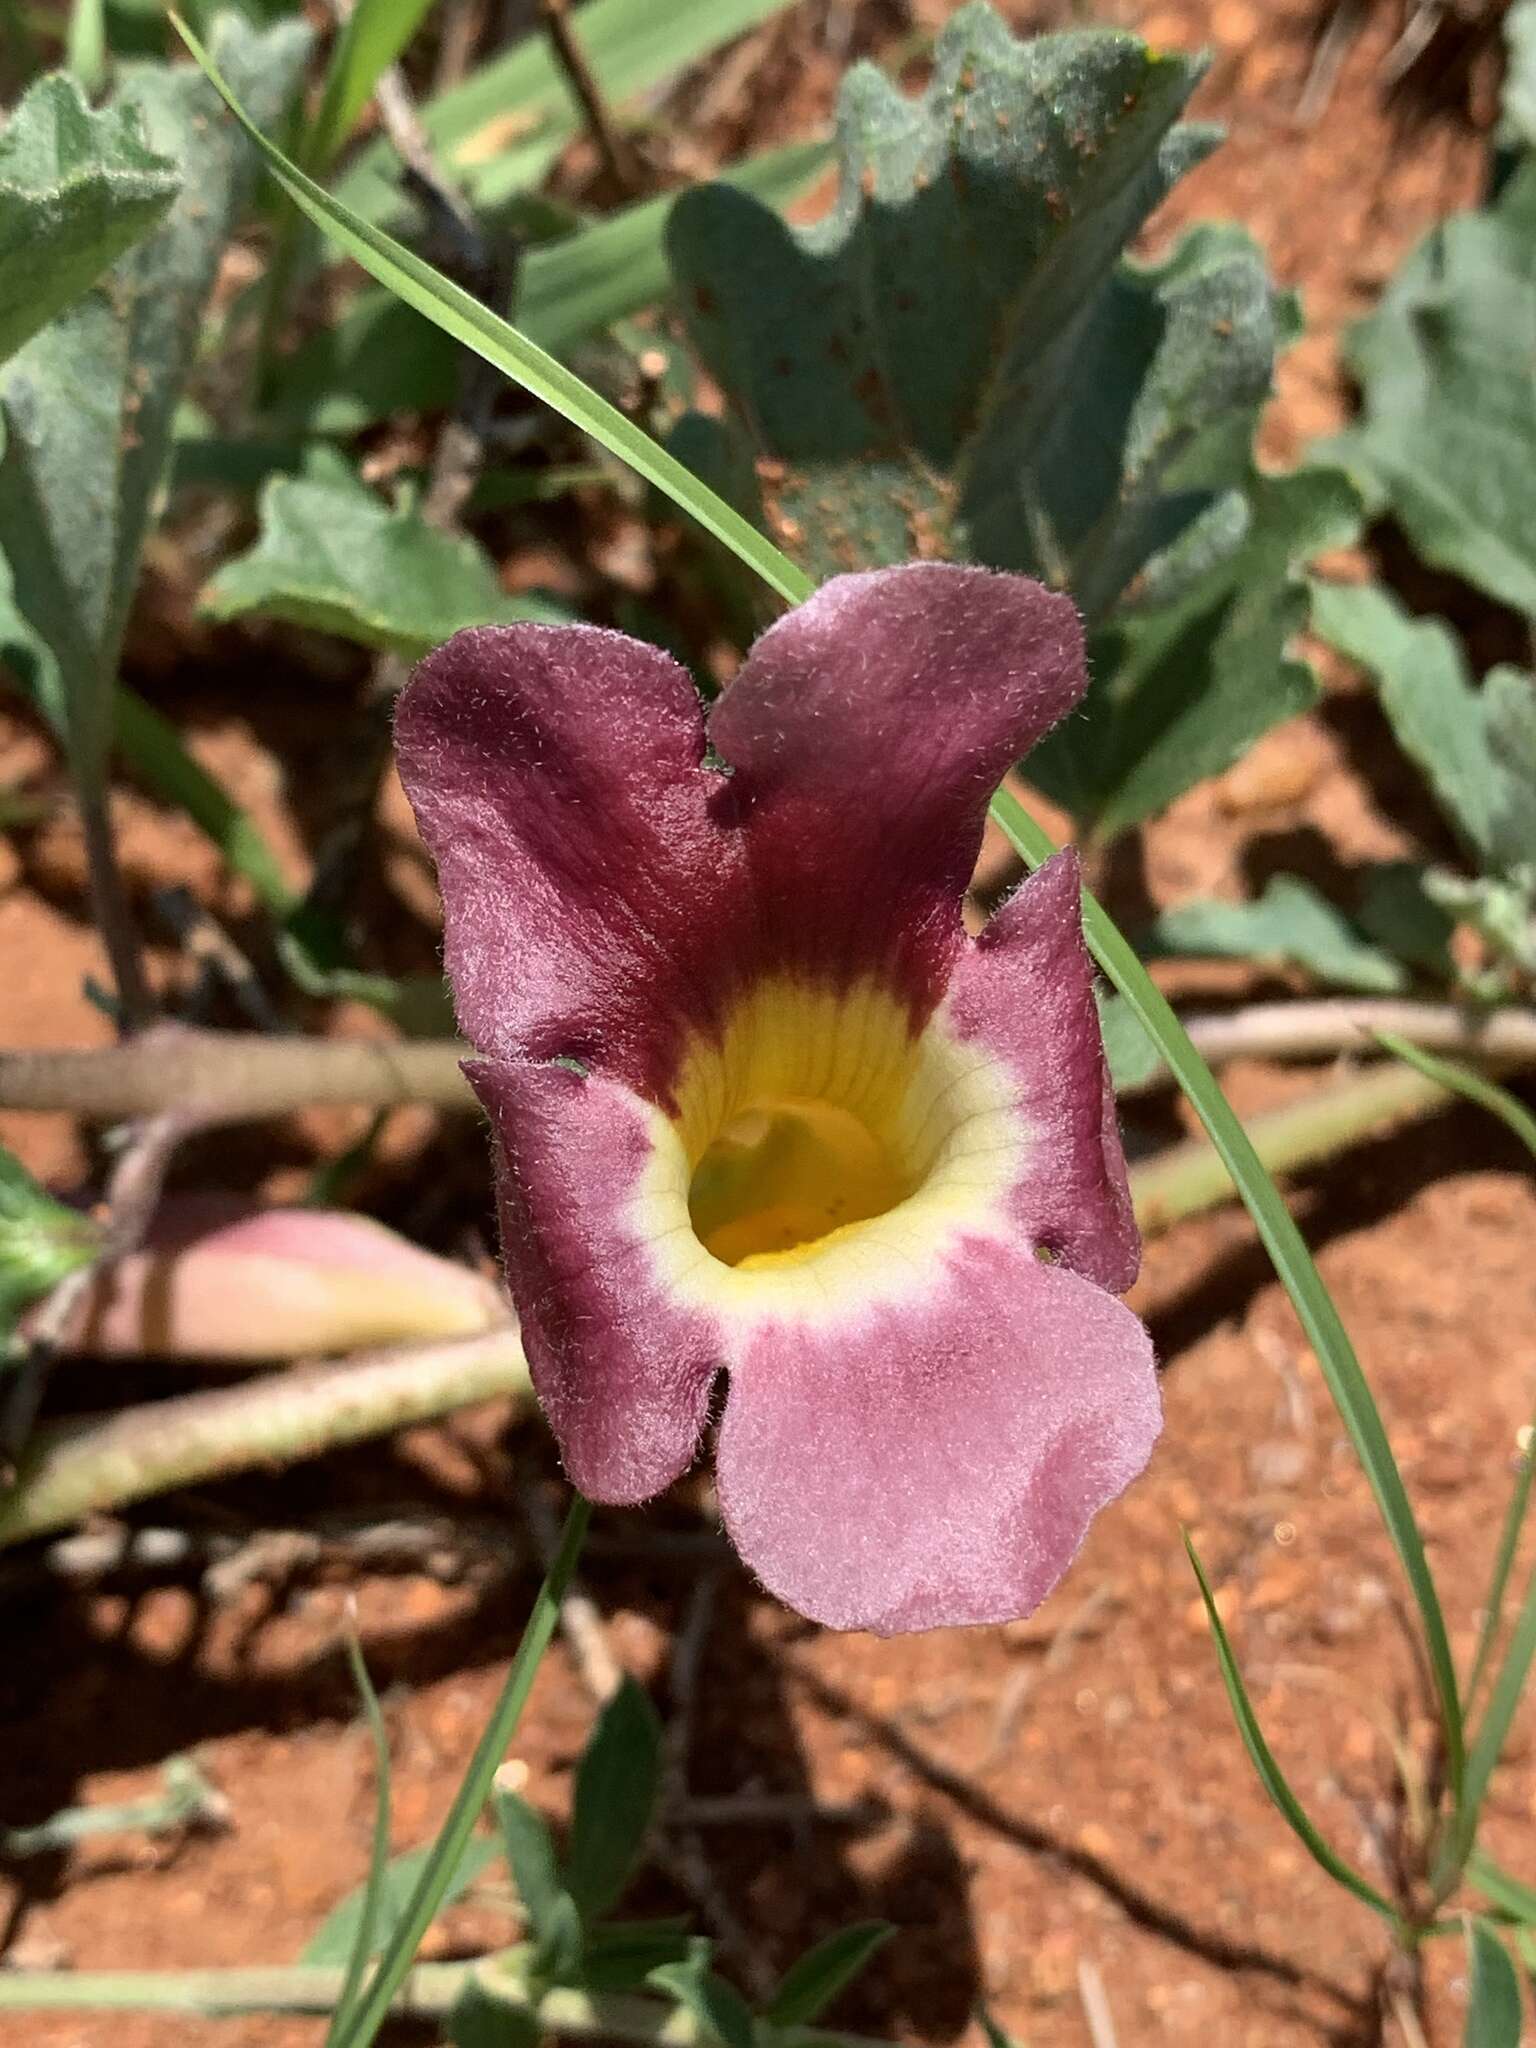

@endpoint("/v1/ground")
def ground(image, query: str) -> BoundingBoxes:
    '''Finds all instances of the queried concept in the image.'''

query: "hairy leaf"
[668,5,1341,835]
[0,16,309,797]
[1326,164,1536,614]
[1144,874,1408,994]
[0,72,179,368]
[202,472,566,654]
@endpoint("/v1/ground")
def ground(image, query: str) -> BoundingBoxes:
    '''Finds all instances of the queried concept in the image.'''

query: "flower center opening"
[688,1096,917,1270]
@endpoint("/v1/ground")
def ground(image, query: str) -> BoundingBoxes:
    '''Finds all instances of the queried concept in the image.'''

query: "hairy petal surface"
[707,563,1085,1008]
[715,1236,1160,1634]
[945,849,1139,1293]
[395,624,742,1092]
[469,1056,721,1503]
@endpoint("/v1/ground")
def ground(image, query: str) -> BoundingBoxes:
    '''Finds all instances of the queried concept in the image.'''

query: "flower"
[396,563,1159,1634]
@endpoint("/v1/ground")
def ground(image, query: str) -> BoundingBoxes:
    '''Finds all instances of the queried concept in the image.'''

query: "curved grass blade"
[1373,1032,1536,1160]
[325,1627,393,2047]
[1471,1851,1536,1926]
[1446,1555,1536,1884]
[1185,1534,1401,1926]
[1468,1417,1536,1712]
[171,12,811,612]
[333,1493,593,2048]
[1000,788,1464,1798]
[170,0,1465,1809]
[306,0,435,176]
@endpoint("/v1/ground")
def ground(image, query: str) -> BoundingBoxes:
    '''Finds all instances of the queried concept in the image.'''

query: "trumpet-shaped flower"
[396,564,1158,1634]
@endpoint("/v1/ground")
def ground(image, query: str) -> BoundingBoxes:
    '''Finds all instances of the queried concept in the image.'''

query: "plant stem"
[0,1327,531,1547]
[539,0,641,193]
[6,1000,1534,1124]
[78,784,153,1031]
[1128,1062,1453,1233]
[0,1959,889,2046]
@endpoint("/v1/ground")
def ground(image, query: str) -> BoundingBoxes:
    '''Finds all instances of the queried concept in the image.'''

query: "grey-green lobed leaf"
[666,5,1344,838]
[0,72,180,369]
[1143,874,1408,994]
[1323,162,1536,616]
[667,5,1219,583]
[1309,577,1536,892]
[202,471,568,656]
[0,14,311,795]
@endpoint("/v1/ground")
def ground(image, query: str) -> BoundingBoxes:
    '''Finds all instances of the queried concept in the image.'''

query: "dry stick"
[0,1326,532,1546]
[0,1061,1481,1546]
[0,1964,895,2043]
[6,1000,1534,1124]
[539,0,641,194]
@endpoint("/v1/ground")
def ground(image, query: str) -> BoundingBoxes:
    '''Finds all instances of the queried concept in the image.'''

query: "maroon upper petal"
[708,564,1086,1012]
[395,624,744,1092]
[945,849,1139,1293]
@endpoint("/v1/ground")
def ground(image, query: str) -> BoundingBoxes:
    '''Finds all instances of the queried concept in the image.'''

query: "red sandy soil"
[2,3,1534,2045]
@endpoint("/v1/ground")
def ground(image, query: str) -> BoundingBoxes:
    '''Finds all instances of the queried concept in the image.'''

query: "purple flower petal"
[469,1055,721,1503]
[707,563,1084,1009]
[395,624,744,1093]
[945,849,1139,1293]
[715,1234,1159,1635]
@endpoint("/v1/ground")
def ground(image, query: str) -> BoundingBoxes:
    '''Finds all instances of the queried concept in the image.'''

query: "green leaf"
[0,71,179,368]
[1325,164,1536,616]
[649,1942,755,2048]
[335,0,797,228]
[1503,0,1536,151]
[278,136,830,436]
[1466,1920,1524,2048]
[201,471,567,656]
[0,15,310,800]
[1032,466,1360,837]
[173,13,810,609]
[1308,579,1503,867]
[301,1834,499,1966]
[667,8,1217,585]
[446,1979,538,2048]
[575,1919,694,1993]
[491,1788,566,1945]
[1096,987,1164,1094]
[1485,667,1536,878]
[0,1144,101,1348]
[1184,1534,1401,1926]
[1355,861,1456,979]
[667,15,1348,834]
[565,1677,662,1925]
[766,1922,893,2028]
[1144,875,1407,994]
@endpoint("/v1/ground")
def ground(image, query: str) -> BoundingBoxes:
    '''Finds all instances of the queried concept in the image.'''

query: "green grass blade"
[1471,1851,1536,1926]
[66,0,104,91]
[325,1629,393,2047]
[112,684,297,917]
[1469,1421,1536,1712]
[173,12,810,610]
[333,1493,593,2048]
[1185,1535,1401,1925]
[1446,1557,1536,1884]
[1373,1032,1536,1160]
[307,0,434,175]
[171,0,1465,1820]
[996,788,1464,1797]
